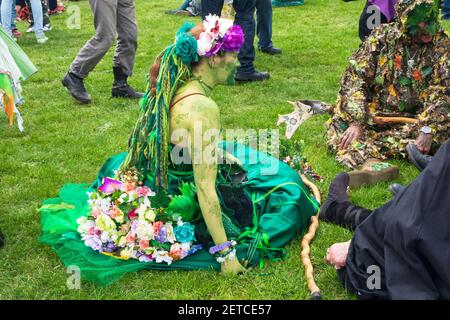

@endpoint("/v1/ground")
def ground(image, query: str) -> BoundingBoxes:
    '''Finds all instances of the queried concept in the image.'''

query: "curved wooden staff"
[372,116,418,125]
[299,173,322,300]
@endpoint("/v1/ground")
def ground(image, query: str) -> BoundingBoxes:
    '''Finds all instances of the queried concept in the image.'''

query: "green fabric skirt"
[40,142,319,285]
[0,26,37,80]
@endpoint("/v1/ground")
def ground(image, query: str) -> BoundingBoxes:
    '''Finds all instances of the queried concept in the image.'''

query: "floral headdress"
[122,17,244,190]
[175,14,245,64]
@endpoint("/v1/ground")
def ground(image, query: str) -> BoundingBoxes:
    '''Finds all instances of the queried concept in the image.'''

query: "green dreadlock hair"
[120,25,197,190]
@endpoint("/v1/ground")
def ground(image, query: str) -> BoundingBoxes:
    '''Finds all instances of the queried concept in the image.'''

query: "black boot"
[320,173,372,230]
[62,72,92,104]
[112,67,144,99]
[0,229,4,248]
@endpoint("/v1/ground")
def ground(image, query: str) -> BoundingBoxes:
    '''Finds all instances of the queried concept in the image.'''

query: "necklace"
[192,77,213,96]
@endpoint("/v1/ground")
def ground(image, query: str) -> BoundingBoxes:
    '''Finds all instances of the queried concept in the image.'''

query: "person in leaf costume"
[39,17,318,285]
[327,0,449,170]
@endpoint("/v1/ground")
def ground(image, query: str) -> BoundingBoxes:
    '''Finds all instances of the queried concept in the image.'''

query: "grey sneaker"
[36,34,48,44]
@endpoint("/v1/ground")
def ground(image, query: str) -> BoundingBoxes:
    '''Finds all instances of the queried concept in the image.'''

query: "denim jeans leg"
[233,0,256,74]
[256,0,273,50]
[29,0,44,37]
[443,0,450,19]
[0,0,14,34]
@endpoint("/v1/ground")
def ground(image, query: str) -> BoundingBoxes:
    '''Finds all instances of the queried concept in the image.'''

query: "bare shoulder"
[173,94,219,115]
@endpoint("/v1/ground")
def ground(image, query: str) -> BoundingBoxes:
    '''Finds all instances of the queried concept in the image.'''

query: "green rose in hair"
[175,32,199,65]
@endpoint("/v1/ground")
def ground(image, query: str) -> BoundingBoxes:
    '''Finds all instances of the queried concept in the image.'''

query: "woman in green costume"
[40,16,319,285]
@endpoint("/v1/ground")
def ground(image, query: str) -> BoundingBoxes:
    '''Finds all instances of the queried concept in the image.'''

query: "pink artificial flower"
[139,239,149,250]
[126,233,136,244]
[136,186,155,198]
[123,183,136,192]
[109,206,119,219]
[91,209,101,219]
[88,227,95,235]
[98,177,123,194]
[128,208,138,219]
[153,221,164,236]
[169,243,182,260]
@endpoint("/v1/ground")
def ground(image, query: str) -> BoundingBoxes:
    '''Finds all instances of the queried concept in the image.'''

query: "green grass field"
[0,0,449,300]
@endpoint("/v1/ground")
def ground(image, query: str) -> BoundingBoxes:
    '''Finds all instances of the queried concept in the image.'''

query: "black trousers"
[202,0,257,74]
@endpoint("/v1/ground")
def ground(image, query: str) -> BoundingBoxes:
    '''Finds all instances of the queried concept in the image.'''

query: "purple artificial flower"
[205,40,225,57]
[188,244,203,256]
[154,225,168,243]
[222,25,245,52]
[98,177,123,194]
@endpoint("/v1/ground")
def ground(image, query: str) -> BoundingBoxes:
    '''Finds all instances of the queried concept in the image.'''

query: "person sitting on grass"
[165,0,201,16]
[327,0,449,186]
[321,138,450,299]
[40,17,319,285]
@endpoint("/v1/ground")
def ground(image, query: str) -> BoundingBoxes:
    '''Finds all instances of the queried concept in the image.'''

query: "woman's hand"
[325,241,351,269]
[221,257,246,274]
[339,124,363,150]
[415,132,433,154]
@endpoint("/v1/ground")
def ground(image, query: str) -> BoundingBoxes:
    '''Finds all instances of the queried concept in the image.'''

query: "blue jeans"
[0,0,17,30]
[1,0,44,36]
[178,0,191,10]
[443,0,450,19]
[202,0,257,74]
[256,0,273,49]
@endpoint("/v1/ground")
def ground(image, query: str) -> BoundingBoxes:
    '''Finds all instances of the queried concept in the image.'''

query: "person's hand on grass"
[339,124,363,150]
[325,241,351,269]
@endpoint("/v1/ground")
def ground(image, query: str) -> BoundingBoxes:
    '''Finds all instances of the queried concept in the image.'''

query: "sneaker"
[36,35,49,44]
[43,23,52,32]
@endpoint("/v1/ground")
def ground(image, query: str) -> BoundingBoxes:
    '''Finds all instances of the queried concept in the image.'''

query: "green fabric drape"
[40,142,318,285]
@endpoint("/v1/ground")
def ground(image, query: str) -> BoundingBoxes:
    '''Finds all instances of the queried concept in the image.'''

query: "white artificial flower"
[120,247,132,259]
[165,223,176,244]
[153,250,173,265]
[135,220,154,240]
[218,18,233,37]
[95,214,116,232]
[127,190,137,203]
[203,14,220,39]
[77,218,95,235]
[118,236,127,247]
[100,231,111,242]
[117,193,127,204]
[197,32,213,56]
[144,209,156,223]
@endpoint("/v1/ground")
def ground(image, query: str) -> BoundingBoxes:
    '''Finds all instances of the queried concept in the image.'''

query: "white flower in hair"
[203,14,221,39]
[197,32,213,56]
[218,18,233,37]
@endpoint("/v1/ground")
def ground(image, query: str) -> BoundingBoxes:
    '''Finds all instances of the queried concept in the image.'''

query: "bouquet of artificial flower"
[77,171,202,264]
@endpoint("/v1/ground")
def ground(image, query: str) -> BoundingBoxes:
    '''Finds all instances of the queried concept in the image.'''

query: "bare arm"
[179,96,245,273]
